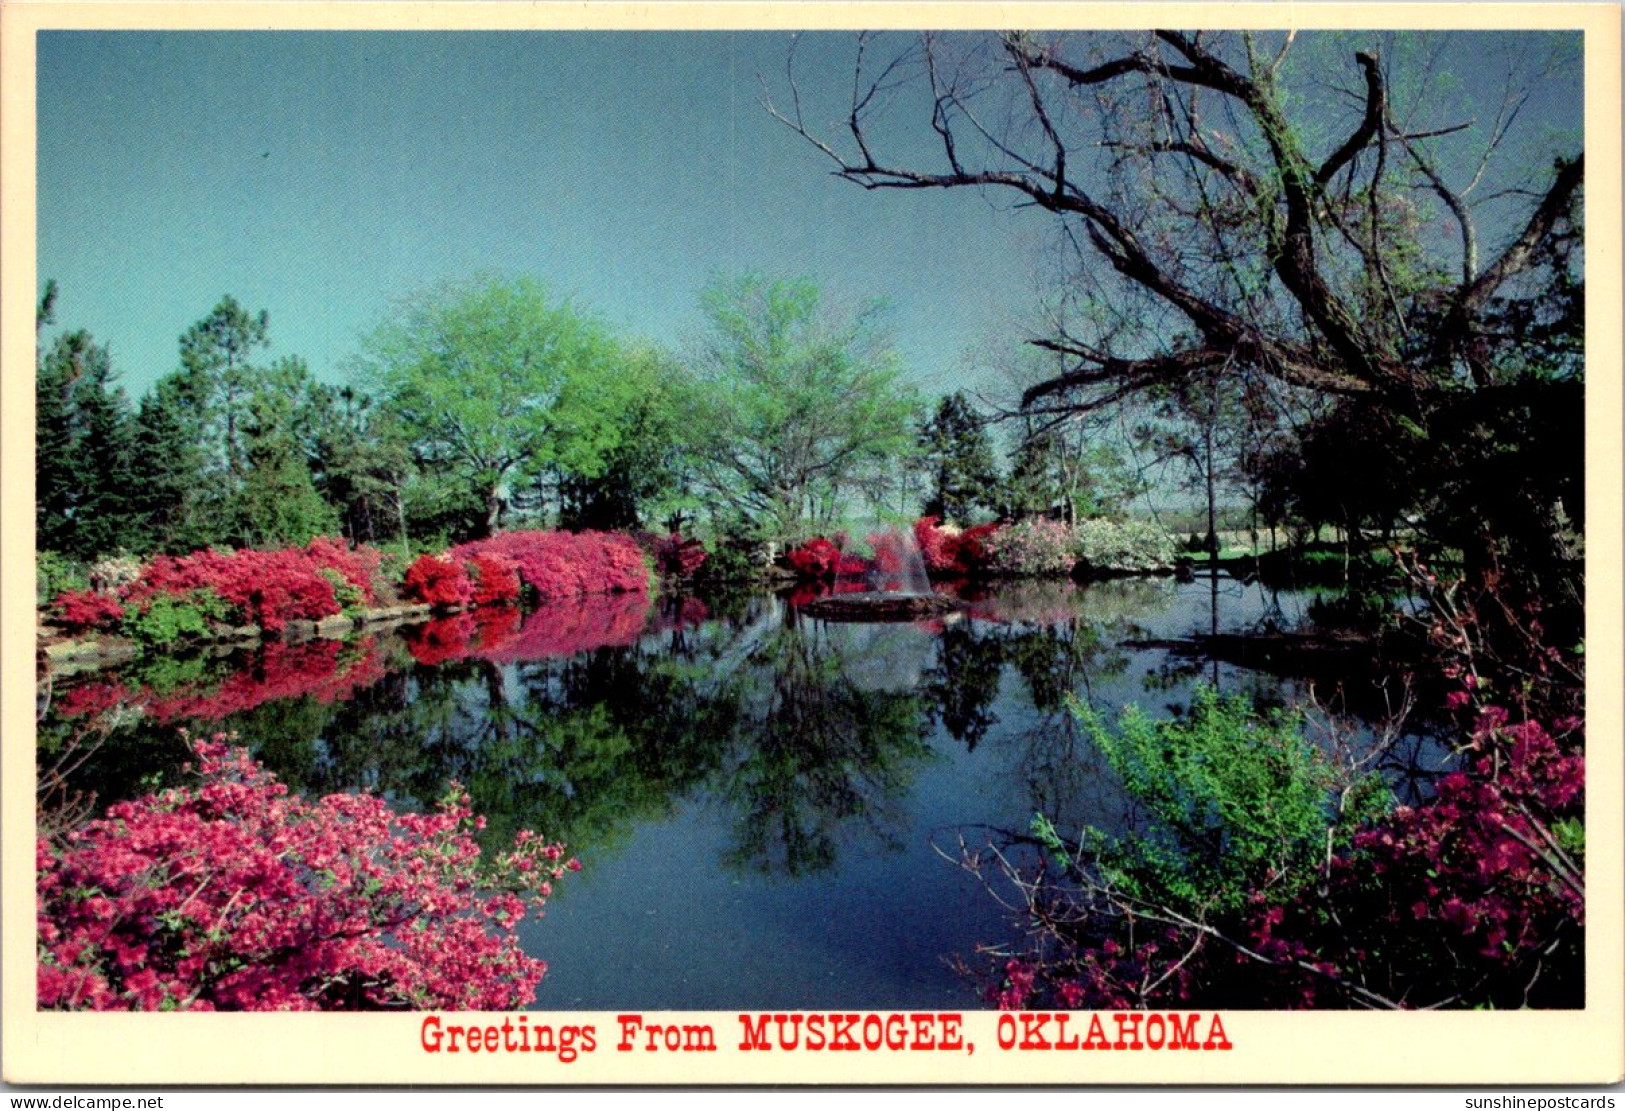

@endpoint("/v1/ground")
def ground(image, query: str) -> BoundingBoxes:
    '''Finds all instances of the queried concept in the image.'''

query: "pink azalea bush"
[38,736,577,1011]
[449,530,651,602]
[986,698,1585,1011]
[983,517,1076,576]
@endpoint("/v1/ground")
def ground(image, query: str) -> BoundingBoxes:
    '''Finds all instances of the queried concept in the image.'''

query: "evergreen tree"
[999,432,1060,521]
[916,392,999,524]
[128,374,210,553]
[35,332,80,554]
[307,385,414,545]
[35,329,139,558]
[179,295,270,487]
[70,350,141,557]
[231,357,339,547]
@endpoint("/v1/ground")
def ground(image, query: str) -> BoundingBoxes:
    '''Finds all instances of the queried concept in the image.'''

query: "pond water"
[37,575,1448,1010]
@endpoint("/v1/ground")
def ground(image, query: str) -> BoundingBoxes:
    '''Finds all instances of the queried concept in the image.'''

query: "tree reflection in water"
[42,576,1432,888]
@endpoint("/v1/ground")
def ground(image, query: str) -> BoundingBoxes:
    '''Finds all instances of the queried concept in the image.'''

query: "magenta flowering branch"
[37,733,577,1011]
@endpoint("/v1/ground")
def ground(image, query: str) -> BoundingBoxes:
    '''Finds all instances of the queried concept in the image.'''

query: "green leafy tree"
[688,273,922,536]
[556,344,698,532]
[357,275,632,538]
[917,391,1000,524]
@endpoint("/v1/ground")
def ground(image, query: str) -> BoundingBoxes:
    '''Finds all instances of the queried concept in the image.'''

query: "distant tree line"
[37,246,1581,628]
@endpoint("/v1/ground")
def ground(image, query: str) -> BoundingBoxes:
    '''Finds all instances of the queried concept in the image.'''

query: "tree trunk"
[484,485,504,538]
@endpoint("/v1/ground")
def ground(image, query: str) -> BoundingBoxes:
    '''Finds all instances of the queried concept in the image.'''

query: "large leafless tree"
[767,31,1584,422]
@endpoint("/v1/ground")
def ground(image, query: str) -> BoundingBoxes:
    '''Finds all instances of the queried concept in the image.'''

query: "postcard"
[3,1,1621,1088]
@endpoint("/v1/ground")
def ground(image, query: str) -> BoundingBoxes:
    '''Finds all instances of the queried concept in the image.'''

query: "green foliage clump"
[122,590,230,649]
[37,552,89,607]
[319,567,367,617]
[1069,686,1386,916]
[695,540,766,584]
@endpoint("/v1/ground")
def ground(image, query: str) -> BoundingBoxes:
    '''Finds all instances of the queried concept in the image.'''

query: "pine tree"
[35,329,140,558]
[230,357,339,547]
[307,385,413,545]
[179,295,270,486]
[128,375,209,553]
[68,345,140,557]
[917,392,1000,525]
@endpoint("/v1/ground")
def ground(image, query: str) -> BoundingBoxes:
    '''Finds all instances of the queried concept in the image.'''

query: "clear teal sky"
[37,30,1582,406]
[38,31,1051,402]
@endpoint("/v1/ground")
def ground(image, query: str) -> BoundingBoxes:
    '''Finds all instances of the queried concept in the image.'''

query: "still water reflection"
[38,576,1445,1009]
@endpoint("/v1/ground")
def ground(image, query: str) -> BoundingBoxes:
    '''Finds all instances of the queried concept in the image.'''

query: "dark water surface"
[39,576,1445,1009]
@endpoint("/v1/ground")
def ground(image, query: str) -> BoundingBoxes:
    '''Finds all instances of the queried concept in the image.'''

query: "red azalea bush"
[51,590,126,632]
[913,517,1000,577]
[450,531,651,602]
[785,537,867,581]
[405,614,478,666]
[642,533,709,578]
[38,736,578,1012]
[786,537,841,579]
[403,555,473,610]
[465,553,522,606]
[954,524,1001,575]
[302,537,382,605]
[123,540,383,633]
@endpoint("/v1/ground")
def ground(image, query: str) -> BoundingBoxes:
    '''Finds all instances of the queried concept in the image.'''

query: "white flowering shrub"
[1072,518,1176,574]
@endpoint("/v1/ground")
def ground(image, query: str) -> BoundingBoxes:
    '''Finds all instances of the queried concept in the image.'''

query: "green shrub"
[122,590,230,649]
[319,567,367,617]
[37,552,88,607]
[695,537,769,583]
[1069,686,1387,915]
